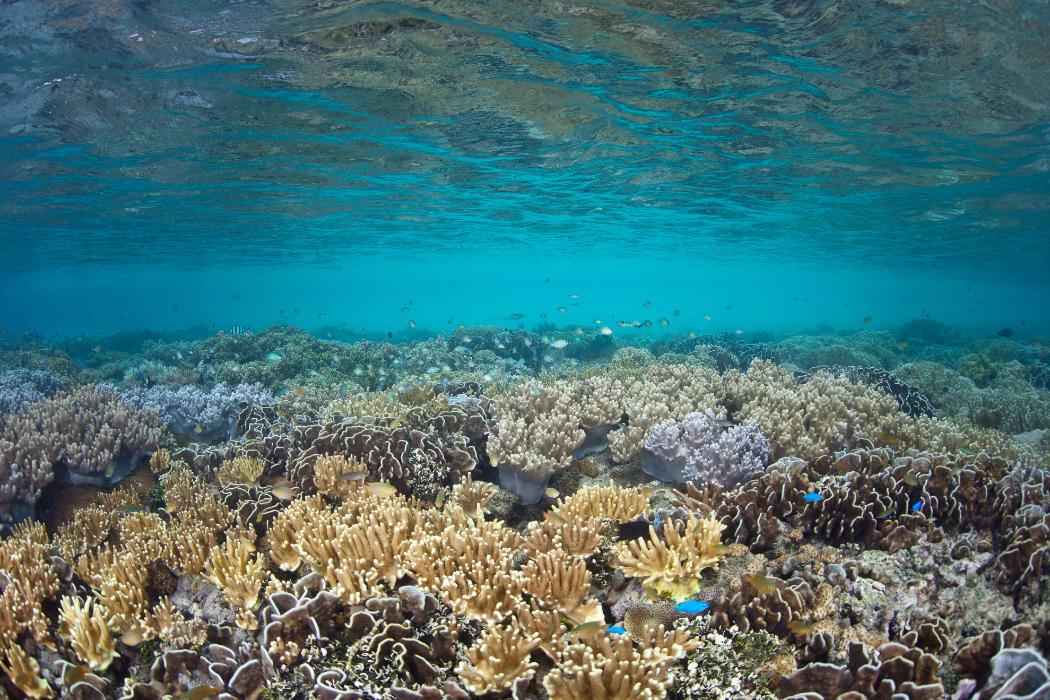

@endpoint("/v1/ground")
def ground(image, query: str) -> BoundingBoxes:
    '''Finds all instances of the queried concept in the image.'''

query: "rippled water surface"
[1,0,1048,335]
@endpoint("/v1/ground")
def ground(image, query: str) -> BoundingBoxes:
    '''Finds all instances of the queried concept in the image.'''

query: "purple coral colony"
[0,322,1048,700]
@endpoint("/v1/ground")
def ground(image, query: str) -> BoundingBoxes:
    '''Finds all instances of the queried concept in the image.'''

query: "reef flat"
[0,321,1048,699]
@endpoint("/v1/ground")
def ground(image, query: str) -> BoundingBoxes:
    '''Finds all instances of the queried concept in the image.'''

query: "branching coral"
[0,642,53,698]
[614,513,727,600]
[724,360,923,460]
[58,596,119,671]
[216,455,266,486]
[553,484,651,523]
[456,622,540,695]
[543,635,673,700]
[521,549,602,625]
[204,535,269,629]
[294,493,422,604]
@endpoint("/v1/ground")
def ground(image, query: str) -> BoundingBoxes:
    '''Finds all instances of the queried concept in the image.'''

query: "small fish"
[673,309,681,316]
[608,625,626,635]
[643,300,652,308]
[617,320,642,328]
[232,294,241,301]
[875,506,895,520]
[788,620,815,635]
[545,510,568,525]
[271,484,296,500]
[544,487,560,500]
[743,573,778,594]
[703,315,712,321]
[401,307,409,313]
[170,304,178,312]
[549,339,568,349]
[435,491,446,509]
[675,600,710,614]
[862,316,872,324]
[121,627,144,646]
[803,492,822,503]
[659,318,670,328]
[194,423,204,434]
[93,345,102,353]
[958,446,976,456]
[615,519,651,541]
[997,327,1013,337]
[570,293,581,300]
[505,313,525,320]
[409,320,416,328]
[902,471,919,487]
[62,663,93,685]
[544,277,550,283]
[367,482,398,498]
[539,312,547,319]
[116,504,144,514]
[911,499,923,513]
[877,431,902,447]
[264,351,282,364]
[569,621,606,638]
[897,341,909,350]
[105,462,116,478]
[574,327,584,335]
[181,687,222,700]
[599,327,613,335]
[338,470,369,482]
[558,306,567,313]
[643,320,653,328]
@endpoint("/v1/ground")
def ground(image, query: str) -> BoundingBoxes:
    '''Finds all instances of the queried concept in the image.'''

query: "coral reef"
[0,324,1047,700]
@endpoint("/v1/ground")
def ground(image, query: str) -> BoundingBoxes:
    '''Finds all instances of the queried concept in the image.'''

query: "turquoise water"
[1,0,1049,337]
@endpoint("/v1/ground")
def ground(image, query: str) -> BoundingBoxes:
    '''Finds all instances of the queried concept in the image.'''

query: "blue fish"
[911,499,923,513]
[675,600,710,615]
[607,626,626,635]
[803,492,822,503]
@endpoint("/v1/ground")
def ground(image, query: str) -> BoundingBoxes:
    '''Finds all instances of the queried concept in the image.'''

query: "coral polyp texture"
[0,323,1047,699]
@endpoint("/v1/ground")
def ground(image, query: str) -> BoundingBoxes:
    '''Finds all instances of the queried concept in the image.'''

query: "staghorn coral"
[614,513,727,600]
[0,369,64,415]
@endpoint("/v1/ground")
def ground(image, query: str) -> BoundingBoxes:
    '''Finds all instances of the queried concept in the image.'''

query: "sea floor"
[0,320,1048,699]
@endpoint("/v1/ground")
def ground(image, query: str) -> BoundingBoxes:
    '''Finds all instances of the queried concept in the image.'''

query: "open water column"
[0,1,1048,699]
